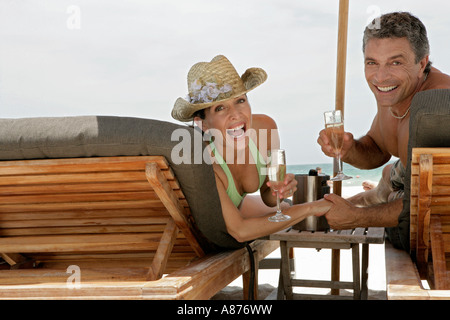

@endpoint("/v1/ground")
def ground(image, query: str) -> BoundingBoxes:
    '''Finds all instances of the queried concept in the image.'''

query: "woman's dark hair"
[191,94,249,125]
[192,109,206,120]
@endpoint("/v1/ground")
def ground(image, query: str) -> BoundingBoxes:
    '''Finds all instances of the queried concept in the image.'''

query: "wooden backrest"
[0,156,204,280]
[410,147,450,289]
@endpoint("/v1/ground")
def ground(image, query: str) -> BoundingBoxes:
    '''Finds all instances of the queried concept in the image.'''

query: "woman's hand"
[267,173,297,199]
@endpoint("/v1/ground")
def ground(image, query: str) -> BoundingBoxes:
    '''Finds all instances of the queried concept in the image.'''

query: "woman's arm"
[251,114,294,207]
[215,170,330,242]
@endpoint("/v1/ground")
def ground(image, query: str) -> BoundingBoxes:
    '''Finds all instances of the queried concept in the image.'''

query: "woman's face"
[195,95,252,149]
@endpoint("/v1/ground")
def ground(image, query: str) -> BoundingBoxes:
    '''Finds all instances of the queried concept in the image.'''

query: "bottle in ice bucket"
[292,171,330,231]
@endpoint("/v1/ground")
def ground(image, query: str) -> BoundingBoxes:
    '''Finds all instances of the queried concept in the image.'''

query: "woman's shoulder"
[252,114,278,130]
[251,114,280,150]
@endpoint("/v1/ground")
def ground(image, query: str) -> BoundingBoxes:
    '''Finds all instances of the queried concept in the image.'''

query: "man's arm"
[317,113,391,169]
[342,134,392,169]
[321,193,402,229]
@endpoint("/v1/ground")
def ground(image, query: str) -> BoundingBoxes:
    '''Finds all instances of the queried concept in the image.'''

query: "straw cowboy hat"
[171,55,267,122]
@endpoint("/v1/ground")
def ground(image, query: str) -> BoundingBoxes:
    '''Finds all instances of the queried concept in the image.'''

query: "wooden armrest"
[385,241,428,300]
[142,239,279,299]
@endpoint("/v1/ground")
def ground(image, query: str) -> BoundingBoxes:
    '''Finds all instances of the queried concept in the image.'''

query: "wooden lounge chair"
[385,89,450,299]
[410,148,450,290]
[0,116,278,299]
[386,148,450,299]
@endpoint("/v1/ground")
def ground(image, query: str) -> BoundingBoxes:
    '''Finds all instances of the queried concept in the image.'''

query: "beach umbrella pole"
[331,0,349,296]
[333,0,349,196]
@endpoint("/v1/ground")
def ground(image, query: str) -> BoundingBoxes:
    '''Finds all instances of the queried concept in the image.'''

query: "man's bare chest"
[379,119,409,164]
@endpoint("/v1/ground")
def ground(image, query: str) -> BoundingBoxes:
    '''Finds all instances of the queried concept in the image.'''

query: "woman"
[172,55,330,243]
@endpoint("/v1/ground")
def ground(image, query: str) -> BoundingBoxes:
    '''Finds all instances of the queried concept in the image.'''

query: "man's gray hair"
[363,12,432,74]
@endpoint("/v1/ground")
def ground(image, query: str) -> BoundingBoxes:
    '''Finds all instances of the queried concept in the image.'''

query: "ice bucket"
[292,173,330,231]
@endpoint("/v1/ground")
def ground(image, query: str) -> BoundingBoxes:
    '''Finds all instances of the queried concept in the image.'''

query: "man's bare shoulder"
[423,67,450,90]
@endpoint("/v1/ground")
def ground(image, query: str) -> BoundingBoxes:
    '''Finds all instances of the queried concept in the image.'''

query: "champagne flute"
[267,149,291,222]
[324,110,352,181]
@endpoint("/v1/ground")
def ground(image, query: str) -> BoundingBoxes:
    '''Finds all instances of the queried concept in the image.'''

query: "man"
[317,12,450,249]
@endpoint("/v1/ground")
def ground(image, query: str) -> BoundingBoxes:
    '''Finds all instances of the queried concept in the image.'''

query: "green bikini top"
[210,139,266,207]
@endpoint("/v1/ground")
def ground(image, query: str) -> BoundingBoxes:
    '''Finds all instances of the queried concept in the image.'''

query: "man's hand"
[317,129,354,159]
[320,193,361,230]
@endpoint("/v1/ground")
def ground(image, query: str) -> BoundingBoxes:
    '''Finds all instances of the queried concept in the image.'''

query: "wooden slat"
[0,181,152,195]
[366,227,385,242]
[353,228,366,237]
[0,267,150,286]
[0,222,168,236]
[31,256,197,274]
[411,148,450,162]
[291,279,354,289]
[30,244,195,266]
[35,251,195,261]
[0,282,148,299]
[0,181,182,197]
[385,241,429,300]
[0,191,159,204]
[145,163,205,257]
[0,196,187,213]
[0,199,168,213]
[0,234,162,253]
[445,234,450,253]
[411,178,450,196]
[0,253,29,267]
[147,219,179,280]
[412,164,450,176]
[0,159,177,189]
[0,171,153,186]
[430,215,449,289]
[0,208,168,222]
[337,229,353,236]
[0,156,170,174]
[271,228,384,244]
[416,154,433,277]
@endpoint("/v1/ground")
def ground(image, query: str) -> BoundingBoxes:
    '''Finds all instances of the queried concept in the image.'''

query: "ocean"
[287,161,395,188]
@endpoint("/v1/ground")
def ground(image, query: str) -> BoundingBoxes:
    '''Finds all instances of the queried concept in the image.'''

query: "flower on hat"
[172,55,267,122]
[187,80,232,104]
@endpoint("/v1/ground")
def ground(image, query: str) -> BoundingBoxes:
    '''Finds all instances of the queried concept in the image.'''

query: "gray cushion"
[386,89,450,252]
[0,116,245,250]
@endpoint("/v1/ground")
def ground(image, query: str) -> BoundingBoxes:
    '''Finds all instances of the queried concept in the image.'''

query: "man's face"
[364,37,428,108]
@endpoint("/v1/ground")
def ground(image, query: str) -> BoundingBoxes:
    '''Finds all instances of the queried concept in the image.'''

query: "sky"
[1,0,449,165]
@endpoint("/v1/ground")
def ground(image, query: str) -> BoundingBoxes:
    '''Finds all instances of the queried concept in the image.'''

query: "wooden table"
[270,227,385,300]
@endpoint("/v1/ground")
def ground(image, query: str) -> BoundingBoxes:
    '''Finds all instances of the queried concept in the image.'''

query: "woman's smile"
[226,122,246,140]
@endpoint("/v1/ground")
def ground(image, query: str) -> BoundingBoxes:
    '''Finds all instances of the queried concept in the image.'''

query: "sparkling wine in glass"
[324,110,352,181]
[267,149,291,222]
